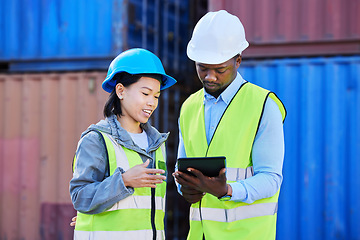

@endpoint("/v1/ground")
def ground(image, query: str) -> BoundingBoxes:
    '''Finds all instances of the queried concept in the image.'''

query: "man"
[173,10,286,240]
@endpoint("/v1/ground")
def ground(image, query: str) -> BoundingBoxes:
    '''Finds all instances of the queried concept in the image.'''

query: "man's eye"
[217,69,226,74]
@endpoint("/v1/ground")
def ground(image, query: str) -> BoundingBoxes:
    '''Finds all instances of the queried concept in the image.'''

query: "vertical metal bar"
[1,76,22,239]
[152,0,160,130]
[324,59,347,240]
[173,0,180,72]
[173,88,180,240]
[112,0,126,53]
[154,0,160,55]
[162,0,169,67]
[348,57,360,239]
[162,90,169,132]
[142,0,147,49]
[299,60,325,239]
[19,76,42,239]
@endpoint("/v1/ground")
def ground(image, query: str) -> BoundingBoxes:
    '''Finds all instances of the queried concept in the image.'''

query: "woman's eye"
[155,96,160,99]
[142,92,149,96]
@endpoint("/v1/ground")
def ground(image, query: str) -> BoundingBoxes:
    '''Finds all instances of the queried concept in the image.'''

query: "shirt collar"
[203,72,246,105]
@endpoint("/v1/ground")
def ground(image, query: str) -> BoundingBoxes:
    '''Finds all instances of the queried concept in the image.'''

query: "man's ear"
[235,55,242,68]
[115,83,125,99]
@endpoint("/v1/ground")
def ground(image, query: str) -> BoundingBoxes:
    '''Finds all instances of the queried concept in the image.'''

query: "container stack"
[208,0,360,240]
[0,0,191,239]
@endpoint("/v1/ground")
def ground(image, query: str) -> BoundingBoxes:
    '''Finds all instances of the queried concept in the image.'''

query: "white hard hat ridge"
[187,10,249,64]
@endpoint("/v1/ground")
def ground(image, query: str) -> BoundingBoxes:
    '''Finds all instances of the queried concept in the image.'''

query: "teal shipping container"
[0,0,190,72]
[239,55,360,240]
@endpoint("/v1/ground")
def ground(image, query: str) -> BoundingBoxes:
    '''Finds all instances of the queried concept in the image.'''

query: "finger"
[146,183,159,188]
[71,216,77,221]
[181,185,202,192]
[146,174,166,181]
[183,193,204,203]
[70,222,76,227]
[146,169,165,175]
[181,187,203,194]
[175,172,195,183]
[186,168,204,178]
[142,179,164,185]
[177,177,198,189]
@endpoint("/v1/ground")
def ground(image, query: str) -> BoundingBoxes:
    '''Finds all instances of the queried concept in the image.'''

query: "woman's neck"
[117,115,142,133]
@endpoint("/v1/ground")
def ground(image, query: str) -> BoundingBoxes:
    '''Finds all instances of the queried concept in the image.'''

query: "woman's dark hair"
[103,72,163,117]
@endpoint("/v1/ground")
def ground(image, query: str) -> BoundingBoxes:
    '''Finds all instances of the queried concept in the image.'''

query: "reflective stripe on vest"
[179,82,286,240]
[189,202,278,222]
[73,131,166,240]
[226,166,253,181]
[74,229,165,240]
[106,195,164,212]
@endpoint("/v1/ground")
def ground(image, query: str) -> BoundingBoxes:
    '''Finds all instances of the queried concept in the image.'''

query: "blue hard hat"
[102,48,177,93]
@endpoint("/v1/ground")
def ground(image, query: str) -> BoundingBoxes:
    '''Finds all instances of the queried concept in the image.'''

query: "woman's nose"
[147,99,156,107]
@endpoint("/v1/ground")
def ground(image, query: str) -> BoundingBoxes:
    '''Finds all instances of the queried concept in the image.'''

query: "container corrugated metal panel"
[0,71,189,239]
[238,55,360,240]
[0,0,190,72]
[208,0,360,57]
[0,72,109,239]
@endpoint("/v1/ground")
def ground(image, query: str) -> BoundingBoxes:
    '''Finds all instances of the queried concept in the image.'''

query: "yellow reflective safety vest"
[73,130,167,240]
[179,82,286,240]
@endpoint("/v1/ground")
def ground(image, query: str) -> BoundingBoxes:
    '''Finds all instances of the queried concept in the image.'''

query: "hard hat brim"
[187,41,249,64]
[102,69,177,93]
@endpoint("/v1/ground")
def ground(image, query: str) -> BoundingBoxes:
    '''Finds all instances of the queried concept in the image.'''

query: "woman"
[69,48,176,239]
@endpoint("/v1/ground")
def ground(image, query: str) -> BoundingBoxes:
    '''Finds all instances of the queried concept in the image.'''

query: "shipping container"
[208,0,360,57]
[0,71,190,240]
[239,55,360,240]
[1,48,359,240]
[0,0,190,73]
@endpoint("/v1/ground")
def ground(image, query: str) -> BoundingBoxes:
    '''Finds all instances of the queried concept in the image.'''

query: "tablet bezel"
[177,156,226,177]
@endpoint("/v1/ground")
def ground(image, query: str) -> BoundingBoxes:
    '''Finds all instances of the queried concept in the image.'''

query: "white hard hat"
[187,10,249,64]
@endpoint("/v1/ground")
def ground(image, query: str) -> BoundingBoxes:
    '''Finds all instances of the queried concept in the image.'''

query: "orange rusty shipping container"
[208,0,360,57]
[0,72,108,239]
[0,71,189,240]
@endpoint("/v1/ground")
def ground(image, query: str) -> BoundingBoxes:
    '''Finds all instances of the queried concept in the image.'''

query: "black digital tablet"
[177,156,226,177]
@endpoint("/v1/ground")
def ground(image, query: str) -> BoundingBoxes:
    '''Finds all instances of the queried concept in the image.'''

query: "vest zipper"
[151,188,157,240]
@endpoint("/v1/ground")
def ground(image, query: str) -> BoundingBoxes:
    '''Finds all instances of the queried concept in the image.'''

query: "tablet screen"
[177,156,226,177]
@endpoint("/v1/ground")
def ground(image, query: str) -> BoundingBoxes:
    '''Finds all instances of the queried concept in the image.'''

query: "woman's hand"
[122,159,166,188]
[70,216,77,227]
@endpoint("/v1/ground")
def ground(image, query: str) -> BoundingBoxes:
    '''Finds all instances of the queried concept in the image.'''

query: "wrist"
[122,172,131,188]
[227,184,232,197]
[218,184,232,199]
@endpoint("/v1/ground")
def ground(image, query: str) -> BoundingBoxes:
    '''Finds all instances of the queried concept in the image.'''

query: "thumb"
[219,168,227,176]
[142,159,150,167]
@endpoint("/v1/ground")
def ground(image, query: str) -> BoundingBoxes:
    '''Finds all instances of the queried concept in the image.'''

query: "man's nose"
[204,70,216,82]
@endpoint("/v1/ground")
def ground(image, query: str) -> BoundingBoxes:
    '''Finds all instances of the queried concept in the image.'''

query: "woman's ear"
[115,83,124,100]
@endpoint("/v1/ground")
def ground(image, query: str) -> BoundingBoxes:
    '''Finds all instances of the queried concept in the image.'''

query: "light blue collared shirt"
[177,73,285,203]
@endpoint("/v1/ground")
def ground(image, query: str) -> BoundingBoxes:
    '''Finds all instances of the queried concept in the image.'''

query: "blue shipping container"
[0,0,189,72]
[239,56,360,240]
